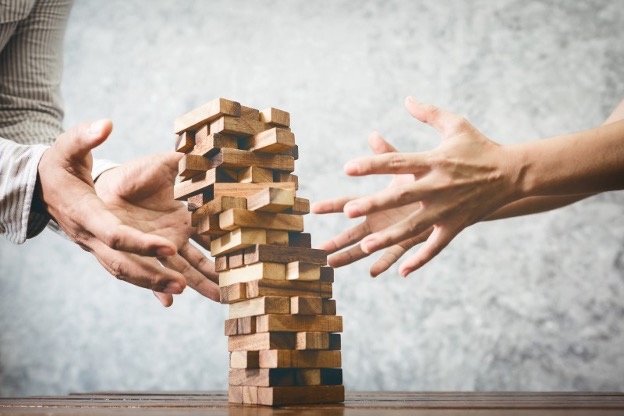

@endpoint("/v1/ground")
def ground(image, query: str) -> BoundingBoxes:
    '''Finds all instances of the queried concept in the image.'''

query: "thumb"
[57,119,113,162]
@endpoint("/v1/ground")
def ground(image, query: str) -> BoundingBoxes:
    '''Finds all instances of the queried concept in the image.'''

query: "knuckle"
[103,229,123,251]
[108,259,128,281]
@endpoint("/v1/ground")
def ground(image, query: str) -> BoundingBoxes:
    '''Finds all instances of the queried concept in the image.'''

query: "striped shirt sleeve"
[0,0,73,243]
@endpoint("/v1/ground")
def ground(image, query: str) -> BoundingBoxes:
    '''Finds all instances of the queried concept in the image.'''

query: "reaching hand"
[38,120,219,306]
[313,97,521,277]
[312,132,432,277]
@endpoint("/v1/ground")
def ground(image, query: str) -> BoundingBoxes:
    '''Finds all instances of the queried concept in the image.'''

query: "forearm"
[513,119,624,197]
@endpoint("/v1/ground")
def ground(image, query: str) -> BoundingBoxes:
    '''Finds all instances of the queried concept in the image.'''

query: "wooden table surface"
[1,391,624,415]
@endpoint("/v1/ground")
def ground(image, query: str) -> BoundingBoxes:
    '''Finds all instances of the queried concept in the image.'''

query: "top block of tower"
[175,98,241,134]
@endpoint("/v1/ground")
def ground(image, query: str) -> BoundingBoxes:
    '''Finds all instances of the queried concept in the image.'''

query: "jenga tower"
[173,98,344,406]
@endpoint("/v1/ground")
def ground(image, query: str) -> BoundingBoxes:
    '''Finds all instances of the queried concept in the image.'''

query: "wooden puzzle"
[174,98,344,406]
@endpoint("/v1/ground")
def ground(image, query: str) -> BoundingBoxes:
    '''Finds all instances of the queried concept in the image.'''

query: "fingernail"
[361,238,376,254]
[88,120,108,138]
[157,246,176,257]
[344,201,361,217]
[163,281,183,294]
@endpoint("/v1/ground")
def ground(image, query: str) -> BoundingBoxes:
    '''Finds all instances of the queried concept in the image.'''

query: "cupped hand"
[312,132,433,277]
[314,97,522,276]
[38,120,219,306]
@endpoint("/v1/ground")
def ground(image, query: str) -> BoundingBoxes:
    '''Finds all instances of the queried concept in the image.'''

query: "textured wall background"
[1,0,623,396]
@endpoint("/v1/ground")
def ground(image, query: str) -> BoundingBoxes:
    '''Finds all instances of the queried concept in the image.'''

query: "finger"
[327,244,369,268]
[343,181,425,218]
[360,210,433,255]
[311,196,356,214]
[317,221,370,254]
[399,225,458,276]
[179,242,220,299]
[368,131,399,154]
[369,231,431,277]
[57,119,113,163]
[404,96,466,137]
[160,251,220,302]
[88,239,186,293]
[192,233,212,251]
[343,151,429,176]
[153,291,174,307]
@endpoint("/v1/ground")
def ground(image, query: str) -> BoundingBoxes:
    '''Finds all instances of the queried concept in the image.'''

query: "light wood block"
[287,262,321,281]
[175,98,241,134]
[219,262,286,287]
[219,209,304,232]
[255,314,343,333]
[210,115,268,137]
[220,282,244,304]
[191,196,247,226]
[229,368,294,387]
[295,332,328,350]
[246,188,295,213]
[190,131,239,156]
[230,350,260,369]
[209,148,295,172]
[174,168,235,200]
[195,213,227,237]
[238,166,273,184]
[259,108,290,127]
[266,230,289,246]
[285,197,310,215]
[228,332,295,351]
[228,296,290,319]
[214,255,228,272]
[243,128,295,153]
[220,279,333,304]
[214,182,296,198]
[210,228,267,256]
[243,245,327,265]
[258,350,342,369]
[290,296,322,315]
[240,105,260,120]
[175,131,195,153]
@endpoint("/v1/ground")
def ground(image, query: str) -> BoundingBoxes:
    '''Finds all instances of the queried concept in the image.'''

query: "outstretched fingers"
[399,225,458,276]
[311,196,355,215]
[316,221,370,254]
[369,230,432,277]
[404,97,467,137]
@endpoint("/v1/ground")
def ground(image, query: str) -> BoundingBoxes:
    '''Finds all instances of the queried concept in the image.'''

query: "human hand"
[312,132,432,277]
[38,120,219,306]
[314,97,522,276]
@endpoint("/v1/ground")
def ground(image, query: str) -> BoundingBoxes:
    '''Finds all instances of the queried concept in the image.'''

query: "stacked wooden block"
[173,98,344,406]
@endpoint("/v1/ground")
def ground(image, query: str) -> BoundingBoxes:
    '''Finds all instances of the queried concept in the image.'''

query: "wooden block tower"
[173,98,344,406]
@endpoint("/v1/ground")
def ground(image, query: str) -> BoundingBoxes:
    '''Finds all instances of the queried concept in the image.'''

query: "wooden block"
[228,296,290,319]
[319,267,334,283]
[228,332,295,351]
[229,368,294,387]
[256,385,344,406]
[266,230,289,246]
[238,316,256,335]
[214,255,228,272]
[279,144,298,160]
[259,350,341,369]
[246,188,295,213]
[287,262,321,281]
[238,166,273,184]
[220,283,245,305]
[295,332,328,350]
[245,279,333,300]
[219,209,303,233]
[322,299,337,315]
[288,232,311,248]
[329,333,341,350]
[255,314,343,333]
[259,108,290,127]
[174,98,241,134]
[173,168,235,200]
[242,128,295,153]
[196,213,227,237]
[244,245,326,266]
[186,188,214,210]
[273,172,298,189]
[228,386,243,404]
[209,148,295,172]
[219,262,286,288]
[190,131,239,156]
[285,197,310,215]
[230,350,260,369]
[240,105,260,120]
[175,131,195,153]
[214,182,296,198]
[290,297,322,315]
[191,196,247,226]
[210,115,268,137]
[228,250,245,269]
[210,228,267,256]
[224,318,238,336]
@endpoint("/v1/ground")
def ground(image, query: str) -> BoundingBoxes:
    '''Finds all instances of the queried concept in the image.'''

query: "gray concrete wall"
[1,0,623,395]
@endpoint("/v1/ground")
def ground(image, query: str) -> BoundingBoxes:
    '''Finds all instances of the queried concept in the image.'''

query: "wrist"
[502,143,532,200]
